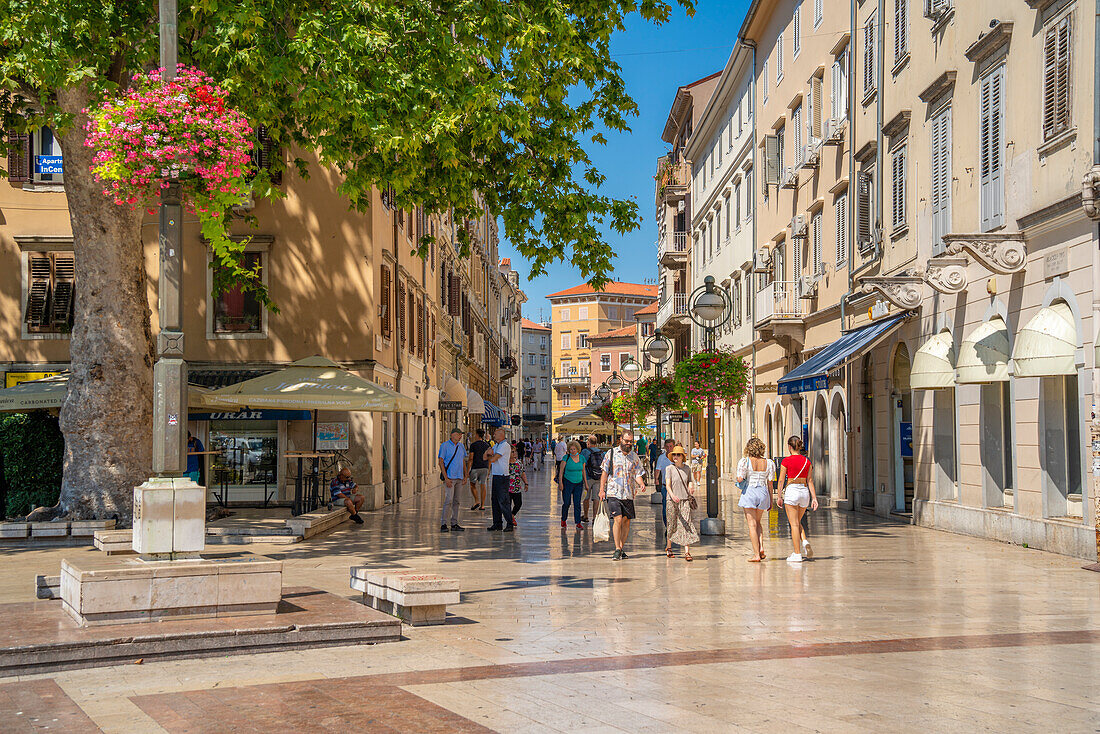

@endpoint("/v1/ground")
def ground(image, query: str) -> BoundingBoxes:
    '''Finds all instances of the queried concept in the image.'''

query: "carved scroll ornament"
[922,257,968,294]
[942,234,1026,275]
[858,276,924,311]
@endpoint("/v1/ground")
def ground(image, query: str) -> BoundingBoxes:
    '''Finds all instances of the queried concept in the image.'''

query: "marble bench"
[1,519,115,544]
[93,529,137,555]
[285,508,350,539]
[350,567,459,626]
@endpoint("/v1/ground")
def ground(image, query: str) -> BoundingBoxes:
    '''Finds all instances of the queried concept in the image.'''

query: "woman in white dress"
[663,445,699,561]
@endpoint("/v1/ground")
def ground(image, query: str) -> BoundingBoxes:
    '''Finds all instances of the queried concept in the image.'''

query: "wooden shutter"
[793,4,800,56]
[812,211,822,274]
[835,192,848,265]
[792,106,803,164]
[397,279,407,346]
[417,300,425,358]
[764,134,779,187]
[894,0,908,64]
[24,254,51,327]
[864,14,876,98]
[6,131,31,185]
[1043,16,1071,142]
[380,265,392,338]
[892,145,907,230]
[930,107,952,253]
[50,254,76,327]
[980,67,1005,231]
[857,171,872,248]
[253,126,281,184]
[810,76,823,140]
[448,273,461,316]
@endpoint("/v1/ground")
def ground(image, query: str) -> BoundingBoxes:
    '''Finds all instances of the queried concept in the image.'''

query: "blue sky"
[501,1,751,323]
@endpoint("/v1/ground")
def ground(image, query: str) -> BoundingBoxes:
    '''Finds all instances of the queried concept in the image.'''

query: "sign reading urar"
[35,156,63,175]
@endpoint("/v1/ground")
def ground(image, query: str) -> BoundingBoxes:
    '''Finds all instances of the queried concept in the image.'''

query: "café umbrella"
[0,374,215,412]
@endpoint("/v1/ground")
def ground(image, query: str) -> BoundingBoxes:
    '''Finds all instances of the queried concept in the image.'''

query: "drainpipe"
[742,37,759,436]
[1089,0,1100,559]
[876,0,885,264]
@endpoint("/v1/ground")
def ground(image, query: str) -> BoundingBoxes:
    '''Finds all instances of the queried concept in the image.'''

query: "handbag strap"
[444,443,460,472]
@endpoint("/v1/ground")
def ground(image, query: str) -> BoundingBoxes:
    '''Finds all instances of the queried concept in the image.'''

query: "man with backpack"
[580,435,603,523]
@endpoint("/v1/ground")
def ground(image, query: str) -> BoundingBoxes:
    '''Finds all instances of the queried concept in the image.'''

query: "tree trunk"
[53,85,154,522]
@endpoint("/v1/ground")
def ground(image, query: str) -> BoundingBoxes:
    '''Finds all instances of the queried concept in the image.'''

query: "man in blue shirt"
[437,428,468,532]
[331,468,365,524]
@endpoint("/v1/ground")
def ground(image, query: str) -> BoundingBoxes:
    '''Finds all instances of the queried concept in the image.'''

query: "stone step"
[205,526,297,537]
[285,508,350,539]
[205,534,301,545]
[35,575,60,600]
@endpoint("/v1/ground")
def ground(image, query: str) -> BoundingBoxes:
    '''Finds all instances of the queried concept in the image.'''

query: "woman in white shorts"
[776,436,818,563]
[735,437,774,562]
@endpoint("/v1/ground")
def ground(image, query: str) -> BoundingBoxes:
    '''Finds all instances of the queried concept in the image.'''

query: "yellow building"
[547,282,657,431]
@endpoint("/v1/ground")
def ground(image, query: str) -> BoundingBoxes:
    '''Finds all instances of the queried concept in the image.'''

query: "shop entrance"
[209,420,279,505]
[892,344,913,513]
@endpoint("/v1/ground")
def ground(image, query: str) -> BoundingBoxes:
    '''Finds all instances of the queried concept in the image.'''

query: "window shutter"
[892,145,907,230]
[253,126,281,184]
[417,300,425,358]
[407,290,416,353]
[930,107,952,253]
[24,254,51,327]
[6,131,31,185]
[835,193,848,265]
[793,234,803,291]
[792,106,803,165]
[812,211,823,274]
[793,5,801,56]
[894,0,908,64]
[50,254,76,327]
[448,273,461,316]
[815,0,822,25]
[864,14,876,98]
[831,61,840,120]
[857,171,873,247]
[810,76,823,139]
[397,280,406,346]
[380,266,392,338]
[764,135,779,187]
[980,67,1005,231]
[1042,17,1071,142]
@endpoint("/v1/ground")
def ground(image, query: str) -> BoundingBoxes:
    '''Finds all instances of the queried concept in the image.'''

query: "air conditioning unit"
[802,142,821,168]
[924,0,952,21]
[799,273,820,298]
[753,248,773,273]
[781,167,798,189]
[790,214,808,239]
[824,118,845,144]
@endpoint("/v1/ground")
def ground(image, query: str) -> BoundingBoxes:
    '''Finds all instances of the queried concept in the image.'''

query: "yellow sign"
[5,371,61,388]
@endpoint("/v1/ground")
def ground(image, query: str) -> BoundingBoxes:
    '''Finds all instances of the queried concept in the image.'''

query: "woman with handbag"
[557,440,588,528]
[735,437,775,562]
[663,445,699,561]
[777,435,818,562]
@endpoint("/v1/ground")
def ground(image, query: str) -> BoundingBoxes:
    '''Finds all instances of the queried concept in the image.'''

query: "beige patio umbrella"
[0,374,216,412]
[204,356,417,413]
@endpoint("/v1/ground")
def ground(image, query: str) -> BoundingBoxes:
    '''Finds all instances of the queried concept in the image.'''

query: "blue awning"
[480,401,509,426]
[778,314,909,396]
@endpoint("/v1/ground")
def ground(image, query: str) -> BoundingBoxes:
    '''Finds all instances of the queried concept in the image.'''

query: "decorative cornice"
[854,140,877,163]
[882,110,911,139]
[965,21,1013,64]
[920,256,969,294]
[858,276,923,311]
[942,233,1027,274]
[918,71,957,104]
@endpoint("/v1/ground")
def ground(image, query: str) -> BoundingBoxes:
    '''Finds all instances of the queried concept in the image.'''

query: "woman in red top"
[776,436,818,563]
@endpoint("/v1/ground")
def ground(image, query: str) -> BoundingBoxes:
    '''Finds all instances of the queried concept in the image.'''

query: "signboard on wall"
[5,371,61,388]
[316,422,350,450]
[35,156,63,175]
[438,400,463,411]
[899,422,913,458]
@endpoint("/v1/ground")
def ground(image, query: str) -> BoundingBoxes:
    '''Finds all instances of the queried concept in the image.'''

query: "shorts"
[783,483,811,508]
[606,498,636,519]
[469,468,489,485]
[737,484,772,510]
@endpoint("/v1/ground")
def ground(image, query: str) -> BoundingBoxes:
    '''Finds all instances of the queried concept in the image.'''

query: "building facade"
[520,318,551,441]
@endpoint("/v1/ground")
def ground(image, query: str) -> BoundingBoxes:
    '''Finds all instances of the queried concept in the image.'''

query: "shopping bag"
[592,501,611,542]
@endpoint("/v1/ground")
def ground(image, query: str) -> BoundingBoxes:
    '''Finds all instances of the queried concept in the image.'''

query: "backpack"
[585,447,604,481]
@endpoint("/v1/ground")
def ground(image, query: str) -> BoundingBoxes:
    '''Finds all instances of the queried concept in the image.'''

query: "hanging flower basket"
[633,374,684,418]
[611,393,642,424]
[673,351,751,410]
[593,403,616,423]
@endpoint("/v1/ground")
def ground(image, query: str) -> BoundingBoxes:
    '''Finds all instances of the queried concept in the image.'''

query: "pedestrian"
[330,468,365,524]
[467,428,491,511]
[599,430,646,561]
[689,440,706,483]
[653,438,675,527]
[486,427,515,531]
[777,436,818,563]
[186,432,204,484]
[647,438,661,473]
[735,436,775,562]
[509,441,529,519]
[663,445,699,561]
[635,433,648,459]
[580,435,603,522]
[437,428,467,532]
[553,435,567,484]
[557,440,588,528]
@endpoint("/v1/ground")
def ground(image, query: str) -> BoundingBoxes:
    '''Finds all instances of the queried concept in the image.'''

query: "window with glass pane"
[214,252,263,333]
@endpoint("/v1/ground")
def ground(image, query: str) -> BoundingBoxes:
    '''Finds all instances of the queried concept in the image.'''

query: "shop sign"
[35,156,63,174]
[190,409,313,421]
[4,371,61,388]
[438,400,464,411]
[666,411,691,423]
[870,300,890,320]
[316,421,349,450]
[899,421,913,458]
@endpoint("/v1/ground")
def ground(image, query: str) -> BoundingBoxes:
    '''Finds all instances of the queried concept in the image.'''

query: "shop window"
[23,251,75,335]
[6,127,64,186]
[208,421,279,504]
[980,382,1013,508]
[212,251,264,335]
[1042,374,1083,518]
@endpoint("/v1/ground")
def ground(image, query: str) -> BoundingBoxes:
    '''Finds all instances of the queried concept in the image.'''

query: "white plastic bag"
[592,500,610,542]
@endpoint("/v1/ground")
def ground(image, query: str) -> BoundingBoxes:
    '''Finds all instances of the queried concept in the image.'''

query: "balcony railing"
[755,280,803,324]
[655,292,689,330]
[655,155,692,205]
[658,231,689,265]
[553,374,591,389]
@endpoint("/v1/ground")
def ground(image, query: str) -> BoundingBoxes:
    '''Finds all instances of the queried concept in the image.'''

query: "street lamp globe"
[645,333,671,363]
[620,358,642,383]
[595,383,611,401]
[692,277,726,323]
[606,372,625,391]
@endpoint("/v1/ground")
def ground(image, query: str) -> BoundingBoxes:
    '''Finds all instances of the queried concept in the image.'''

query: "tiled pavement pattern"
[1,459,1098,732]
[0,679,99,732]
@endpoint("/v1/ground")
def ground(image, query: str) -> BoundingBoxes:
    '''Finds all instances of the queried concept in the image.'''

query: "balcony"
[655,155,691,206]
[658,231,689,267]
[754,280,806,341]
[655,292,690,331]
[500,355,518,380]
[522,387,536,399]
[553,374,591,390]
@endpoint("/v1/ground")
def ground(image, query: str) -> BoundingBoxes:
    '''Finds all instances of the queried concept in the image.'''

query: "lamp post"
[620,357,642,440]
[688,275,731,536]
[643,328,672,504]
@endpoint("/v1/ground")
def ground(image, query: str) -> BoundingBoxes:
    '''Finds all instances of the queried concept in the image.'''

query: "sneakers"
[561,520,567,528]
[802,540,814,560]
[440,524,450,532]
[487,525,503,531]
[576,522,585,529]
[350,513,364,524]
[612,549,623,561]
[450,524,465,532]
[620,550,629,559]
[503,525,515,532]
[786,553,803,563]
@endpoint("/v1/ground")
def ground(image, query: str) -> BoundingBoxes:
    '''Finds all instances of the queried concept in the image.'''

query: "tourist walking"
[653,438,674,526]
[467,428,491,511]
[509,441,529,520]
[647,438,661,473]
[777,436,818,562]
[599,430,646,561]
[580,435,603,522]
[735,437,775,562]
[663,445,699,561]
[487,427,515,531]
[689,440,706,483]
[437,428,467,532]
[557,440,588,528]
[553,436,567,483]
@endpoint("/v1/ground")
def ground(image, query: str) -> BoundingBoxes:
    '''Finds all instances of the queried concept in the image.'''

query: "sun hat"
[669,445,687,457]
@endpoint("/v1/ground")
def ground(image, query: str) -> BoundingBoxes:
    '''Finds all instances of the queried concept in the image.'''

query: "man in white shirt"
[599,430,646,561]
[653,438,675,528]
[486,427,514,531]
[553,435,567,485]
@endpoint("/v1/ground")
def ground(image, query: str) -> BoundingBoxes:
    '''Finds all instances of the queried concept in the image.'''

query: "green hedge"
[0,413,64,518]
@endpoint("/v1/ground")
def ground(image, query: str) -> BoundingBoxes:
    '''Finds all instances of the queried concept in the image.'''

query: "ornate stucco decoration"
[921,257,969,294]
[858,276,924,311]
[942,233,1027,274]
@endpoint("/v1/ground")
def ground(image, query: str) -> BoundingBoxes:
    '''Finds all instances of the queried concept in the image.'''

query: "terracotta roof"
[634,302,658,316]
[500,258,511,266]
[589,325,637,341]
[520,318,550,331]
[546,282,658,299]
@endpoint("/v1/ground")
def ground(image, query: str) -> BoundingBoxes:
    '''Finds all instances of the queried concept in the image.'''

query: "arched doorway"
[830,392,847,503]
[773,405,785,463]
[763,406,772,458]
[860,356,875,509]
[812,393,829,497]
[891,344,913,513]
